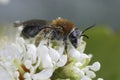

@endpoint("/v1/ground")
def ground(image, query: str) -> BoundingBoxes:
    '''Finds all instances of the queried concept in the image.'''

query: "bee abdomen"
[21,20,49,38]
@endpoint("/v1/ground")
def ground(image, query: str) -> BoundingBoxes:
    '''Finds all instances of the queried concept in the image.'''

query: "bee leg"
[65,43,67,54]
[35,29,47,46]
[45,31,53,48]
[64,39,68,54]
[35,33,43,47]
[47,37,50,47]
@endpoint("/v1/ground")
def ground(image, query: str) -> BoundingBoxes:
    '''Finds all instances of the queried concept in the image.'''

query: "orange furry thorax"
[52,18,75,36]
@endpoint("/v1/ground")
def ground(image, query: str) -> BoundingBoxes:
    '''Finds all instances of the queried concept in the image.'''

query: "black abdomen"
[21,19,49,38]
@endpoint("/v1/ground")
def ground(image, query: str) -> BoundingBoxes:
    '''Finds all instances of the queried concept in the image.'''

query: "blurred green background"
[0,0,120,80]
[84,25,120,80]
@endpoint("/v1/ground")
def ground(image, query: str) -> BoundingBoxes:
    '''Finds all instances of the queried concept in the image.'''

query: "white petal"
[26,44,37,64]
[56,55,67,67]
[68,46,90,63]
[14,71,20,80]
[26,44,36,55]
[24,72,31,80]
[77,40,86,53]
[16,37,26,54]
[73,66,80,73]
[24,60,32,69]
[81,76,92,80]
[75,62,82,67]
[73,67,85,77]
[0,65,13,80]
[79,54,90,64]
[97,78,104,80]
[67,46,81,60]
[42,54,53,68]
[0,43,20,62]
[32,68,53,80]
[67,40,91,63]
[79,70,85,77]
[90,62,101,71]
[33,57,41,71]
[85,71,96,78]
[82,66,89,72]
[88,54,93,58]
[37,44,53,68]
[48,47,60,62]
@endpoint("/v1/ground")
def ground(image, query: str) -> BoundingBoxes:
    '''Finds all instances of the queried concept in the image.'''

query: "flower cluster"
[0,27,102,80]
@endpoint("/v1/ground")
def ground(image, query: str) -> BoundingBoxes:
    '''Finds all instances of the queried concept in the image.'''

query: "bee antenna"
[82,24,95,34]
[80,34,89,39]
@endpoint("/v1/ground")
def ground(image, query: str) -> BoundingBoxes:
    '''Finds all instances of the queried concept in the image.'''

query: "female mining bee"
[14,17,94,50]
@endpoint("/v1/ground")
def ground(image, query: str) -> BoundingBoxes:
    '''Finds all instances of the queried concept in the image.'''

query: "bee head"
[69,25,95,48]
[69,28,81,48]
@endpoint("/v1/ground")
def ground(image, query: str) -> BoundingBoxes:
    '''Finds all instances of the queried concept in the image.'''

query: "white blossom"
[32,68,54,80]
[97,78,104,80]
[81,76,92,80]
[90,61,101,71]
[0,26,102,80]
[56,55,67,67]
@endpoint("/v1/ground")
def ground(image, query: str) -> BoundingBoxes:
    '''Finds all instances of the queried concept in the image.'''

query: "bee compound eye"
[68,28,82,48]
[70,28,81,38]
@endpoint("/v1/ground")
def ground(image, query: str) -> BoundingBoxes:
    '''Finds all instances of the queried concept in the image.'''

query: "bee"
[14,17,94,50]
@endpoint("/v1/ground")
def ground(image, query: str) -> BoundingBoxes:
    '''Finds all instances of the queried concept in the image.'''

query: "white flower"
[81,76,92,80]
[97,78,104,80]
[56,55,67,67]
[0,26,102,80]
[48,47,60,63]
[24,60,32,69]
[85,70,96,78]
[37,42,53,68]
[32,68,54,80]
[90,61,101,71]
[0,65,14,80]
[67,40,90,63]
[24,72,31,80]
[25,44,37,64]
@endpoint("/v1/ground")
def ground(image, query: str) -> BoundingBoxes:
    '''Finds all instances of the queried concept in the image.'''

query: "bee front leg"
[45,31,53,48]
[63,38,68,54]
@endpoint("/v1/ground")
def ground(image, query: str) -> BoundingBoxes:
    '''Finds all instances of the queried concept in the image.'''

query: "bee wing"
[22,19,50,26]
[20,19,51,38]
